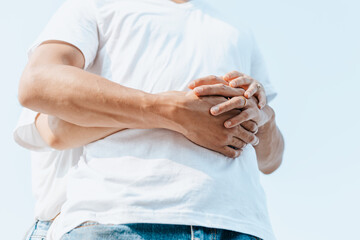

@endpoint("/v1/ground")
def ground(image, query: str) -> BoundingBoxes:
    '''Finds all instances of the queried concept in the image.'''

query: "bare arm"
[18,41,173,129]
[35,113,124,150]
[254,106,284,174]
[19,42,257,157]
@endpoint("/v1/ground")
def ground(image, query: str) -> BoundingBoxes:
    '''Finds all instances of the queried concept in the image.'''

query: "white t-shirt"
[29,0,278,239]
[13,108,82,221]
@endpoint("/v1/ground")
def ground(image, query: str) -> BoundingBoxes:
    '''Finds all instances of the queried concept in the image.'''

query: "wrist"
[144,92,187,134]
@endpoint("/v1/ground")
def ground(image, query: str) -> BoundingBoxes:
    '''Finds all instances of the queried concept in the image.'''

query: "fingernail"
[211,106,219,114]
[188,82,195,89]
[230,82,236,87]
[194,87,202,94]
[225,121,232,128]
[253,138,260,146]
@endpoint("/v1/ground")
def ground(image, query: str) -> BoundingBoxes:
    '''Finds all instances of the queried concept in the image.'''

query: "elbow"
[46,136,68,150]
[46,117,69,150]
[41,129,70,150]
[260,155,283,175]
[36,114,70,151]
[43,134,63,150]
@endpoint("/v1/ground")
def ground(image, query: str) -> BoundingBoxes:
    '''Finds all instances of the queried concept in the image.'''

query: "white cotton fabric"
[28,0,278,239]
[13,108,83,221]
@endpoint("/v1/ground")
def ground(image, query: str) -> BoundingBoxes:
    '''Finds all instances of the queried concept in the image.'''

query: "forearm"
[254,106,284,174]
[35,113,124,150]
[19,64,179,131]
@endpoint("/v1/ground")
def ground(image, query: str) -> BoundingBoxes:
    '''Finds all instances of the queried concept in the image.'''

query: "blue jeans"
[25,220,52,240]
[61,222,262,240]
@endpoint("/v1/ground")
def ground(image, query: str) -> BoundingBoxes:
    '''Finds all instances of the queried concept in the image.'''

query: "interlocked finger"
[194,84,245,97]
[257,91,267,109]
[223,71,244,82]
[229,137,247,150]
[225,109,256,128]
[222,146,243,158]
[241,120,258,134]
[231,125,259,146]
[210,96,247,116]
[229,77,253,88]
[188,75,227,89]
[244,81,263,99]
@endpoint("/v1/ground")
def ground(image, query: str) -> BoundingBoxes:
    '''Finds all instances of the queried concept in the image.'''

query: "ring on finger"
[239,96,247,108]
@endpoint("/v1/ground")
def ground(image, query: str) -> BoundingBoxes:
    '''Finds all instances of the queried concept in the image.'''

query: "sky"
[0,0,359,239]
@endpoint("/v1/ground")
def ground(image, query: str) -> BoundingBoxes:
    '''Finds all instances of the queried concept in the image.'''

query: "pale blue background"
[0,0,359,239]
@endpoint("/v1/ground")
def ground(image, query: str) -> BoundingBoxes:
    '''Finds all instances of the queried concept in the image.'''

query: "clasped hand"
[169,71,267,158]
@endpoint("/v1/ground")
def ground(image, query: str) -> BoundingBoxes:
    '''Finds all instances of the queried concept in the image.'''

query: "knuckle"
[238,76,245,83]
[198,86,208,93]
[251,124,258,133]
[248,134,256,143]
[241,111,249,119]
[193,80,200,86]
[230,80,238,87]
[238,88,246,94]
[238,141,245,149]
[227,71,235,78]
[231,137,238,146]
[240,121,250,129]
[195,79,202,84]
[220,148,229,157]
[247,122,257,132]
[246,134,256,143]
[230,128,239,136]
[220,84,228,90]
[226,134,233,144]
[227,149,237,158]
[234,125,242,135]
[209,75,217,81]
[224,151,231,158]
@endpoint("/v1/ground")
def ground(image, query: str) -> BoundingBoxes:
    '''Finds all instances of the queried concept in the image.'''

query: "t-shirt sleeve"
[250,32,278,103]
[13,108,52,152]
[28,0,99,69]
